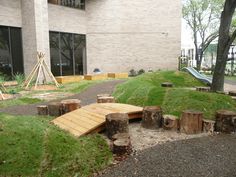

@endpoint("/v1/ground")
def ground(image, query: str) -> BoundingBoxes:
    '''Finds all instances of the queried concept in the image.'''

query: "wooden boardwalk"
[51,103,143,137]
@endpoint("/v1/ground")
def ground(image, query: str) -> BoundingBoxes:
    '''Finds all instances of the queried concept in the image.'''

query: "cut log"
[61,99,81,114]
[196,87,210,92]
[48,102,62,117]
[215,110,236,133]
[106,113,129,139]
[161,82,173,87]
[113,138,132,155]
[202,119,215,133]
[97,96,115,103]
[37,105,48,116]
[228,91,236,96]
[163,115,179,131]
[97,94,111,99]
[141,106,162,129]
[180,110,203,134]
[112,133,130,141]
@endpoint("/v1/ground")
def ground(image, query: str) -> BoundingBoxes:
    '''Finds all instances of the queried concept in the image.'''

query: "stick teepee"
[23,52,60,89]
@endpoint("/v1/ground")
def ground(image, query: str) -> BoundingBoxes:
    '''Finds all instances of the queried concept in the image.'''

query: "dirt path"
[0,80,124,115]
[100,134,236,177]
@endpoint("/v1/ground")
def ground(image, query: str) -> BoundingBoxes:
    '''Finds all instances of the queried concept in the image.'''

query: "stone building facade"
[0,0,181,77]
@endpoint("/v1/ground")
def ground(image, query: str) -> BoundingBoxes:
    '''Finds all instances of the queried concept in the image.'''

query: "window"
[0,26,24,78]
[48,0,85,10]
[49,31,86,76]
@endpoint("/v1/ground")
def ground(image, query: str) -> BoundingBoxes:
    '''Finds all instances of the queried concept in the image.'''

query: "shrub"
[13,73,25,85]
[138,69,145,75]
[129,69,137,77]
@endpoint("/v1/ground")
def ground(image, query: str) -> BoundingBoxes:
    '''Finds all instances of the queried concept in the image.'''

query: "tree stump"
[48,102,62,117]
[141,106,163,129]
[202,119,215,133]
[112,133,130,141]
[215,110,236,133]
[180,110,203,134]
[161,82,173,87]
[196,87,210,92]
[61,99,81,114]
[37,105,48,116]
[228,91,236,96]
[97,96,115,103]
[113,138,132,155]
[97,94,111,99]
[163,115,179,131]
[106,113,129,139]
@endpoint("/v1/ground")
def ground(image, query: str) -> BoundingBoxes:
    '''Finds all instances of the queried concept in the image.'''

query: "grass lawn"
[113,71,236,120]
[0,114,112,177]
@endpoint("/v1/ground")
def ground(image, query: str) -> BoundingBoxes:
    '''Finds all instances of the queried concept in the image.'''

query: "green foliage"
[13,73,25,86]
[0,114,112,177]
[138,69,145,75]
[113,71,236,119]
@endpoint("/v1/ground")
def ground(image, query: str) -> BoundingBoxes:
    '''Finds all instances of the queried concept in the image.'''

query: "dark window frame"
[48,0,85,10]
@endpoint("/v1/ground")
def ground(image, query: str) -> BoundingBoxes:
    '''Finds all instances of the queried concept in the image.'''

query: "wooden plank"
[108,73,129,79]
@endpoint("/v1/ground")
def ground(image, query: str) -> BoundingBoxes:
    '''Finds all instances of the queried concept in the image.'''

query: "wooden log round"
[161,82,173,87]
[215,110,236,133]
[141,106,163,129]
[202,119,215,133]
[97,96,115,103]
[61,99,81,114]
[180,110,203,134]
[228,91,236,96]
[97,94,111,99]
[113,138,132,155]
[106,113,129,139]
[112,133,130,141]
[163,115,179,131]
[37,105,48,116]
[48,102,62,117]
[196,87,210,92]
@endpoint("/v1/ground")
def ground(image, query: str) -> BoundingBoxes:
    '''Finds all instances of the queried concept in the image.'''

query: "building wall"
[48,4,86,34]
[86,0,181,73]
[0,0,22,27]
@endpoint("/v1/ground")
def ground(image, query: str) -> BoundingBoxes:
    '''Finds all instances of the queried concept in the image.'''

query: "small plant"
[138,69,145,75]
[0,74,6,84]
[129,69,137,77]
[13,73,25,86]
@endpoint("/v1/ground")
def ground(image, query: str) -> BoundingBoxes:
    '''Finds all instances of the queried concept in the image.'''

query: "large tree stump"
[113,138,132,155]
[106,113,129,139]
[196,87,210,92]
[48,102,62,117]
[141,106,162,129]
[161,82,173,87]
[97,96,115,103]
[215,110,236,133]
[228,91,236,96]
[37,105,48,116]
[202,119,215,133]
[180,110,203,134]
[61,99,81,114]
[163,115,179,131]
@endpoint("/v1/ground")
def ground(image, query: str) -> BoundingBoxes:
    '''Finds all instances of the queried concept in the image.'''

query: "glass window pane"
[50,32,61,76]
[0,26,12,77]
[74,34,85,75]
[10,27,24,75]
[60,33,74,76]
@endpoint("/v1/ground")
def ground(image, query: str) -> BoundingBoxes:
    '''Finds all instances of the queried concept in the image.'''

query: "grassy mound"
[0,114,112,177]
[113,71,236,119]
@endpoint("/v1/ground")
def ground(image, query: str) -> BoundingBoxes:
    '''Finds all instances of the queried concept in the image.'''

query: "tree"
[183,0,223,70]
[211,0,236,91]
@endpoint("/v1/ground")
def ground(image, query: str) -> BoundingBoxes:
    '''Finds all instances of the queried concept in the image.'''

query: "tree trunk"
[61,99,81,114]
[202,119,215,133]
[211,0,236,92]
[105,113,129,139]
[163,115,179,131]
[141,106,163,129]
[48,102,62,117]
[113,138,132,155]
[37,105,48,116]
[215,110,236,133]
[180,110,203,134]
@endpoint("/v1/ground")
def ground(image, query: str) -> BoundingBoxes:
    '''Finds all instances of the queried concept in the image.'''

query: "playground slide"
[183,67,212,85]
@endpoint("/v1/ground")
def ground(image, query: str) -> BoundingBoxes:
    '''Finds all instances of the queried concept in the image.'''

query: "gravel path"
[0,80,124,115]
[100,134,236,177]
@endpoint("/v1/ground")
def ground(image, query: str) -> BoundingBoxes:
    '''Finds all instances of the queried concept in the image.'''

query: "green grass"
[0,114,112,177]
[113,71,236,120]
[0,97,42,108]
